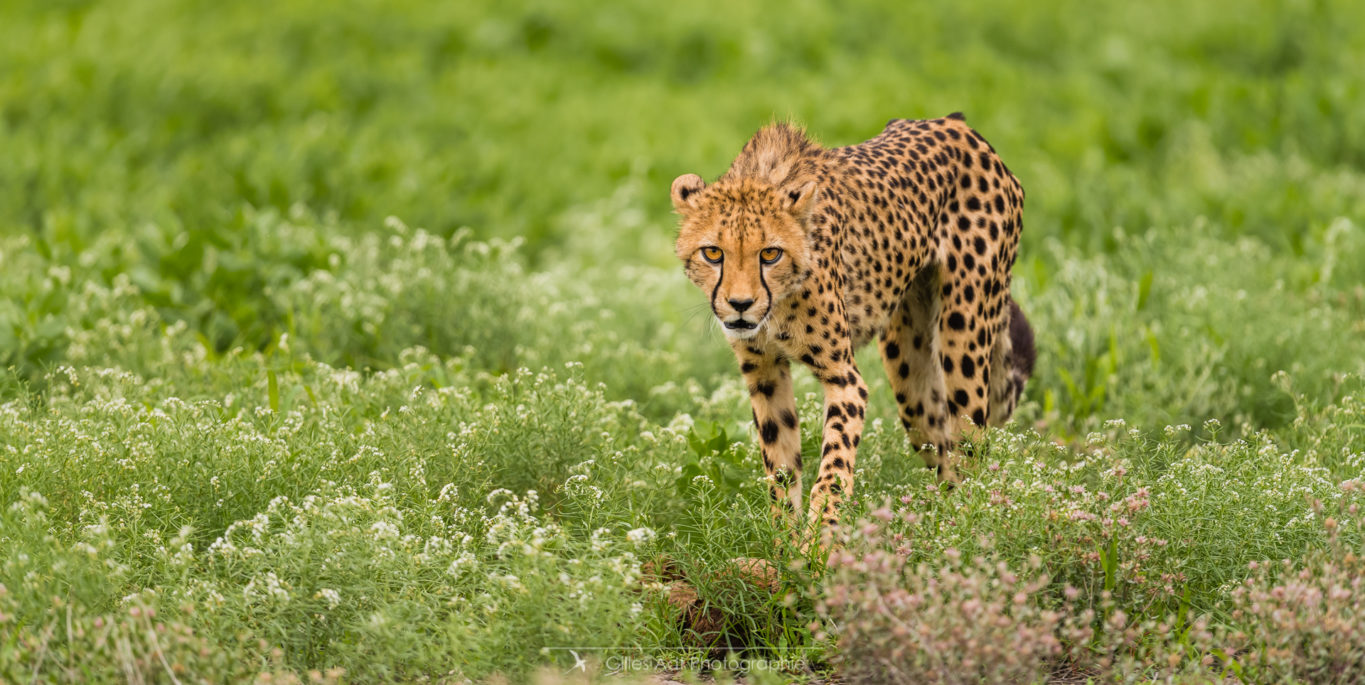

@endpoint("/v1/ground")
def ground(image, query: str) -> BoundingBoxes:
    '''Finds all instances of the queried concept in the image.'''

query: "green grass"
[2,0,1365,681]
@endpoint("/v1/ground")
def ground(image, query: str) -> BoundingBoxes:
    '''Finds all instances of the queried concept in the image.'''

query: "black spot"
[827,404,845,420]
[885,341,900,359]
[947,312,966,330]
[740,361,758,374]
[832,457,846,469]
[960,355,975,378]
[954,389,969,407]
[966,197,981,211]
[755,381,776,397]
[781,409,798,429]
[898,362,910,378]
[761,420,779,444]
[972,408,986,426]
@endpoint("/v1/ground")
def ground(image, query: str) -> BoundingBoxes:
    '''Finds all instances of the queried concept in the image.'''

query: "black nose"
[727,298,755,313]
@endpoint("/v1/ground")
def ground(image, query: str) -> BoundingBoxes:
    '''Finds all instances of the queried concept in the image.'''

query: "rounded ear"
[671,174,706,212]
[783,180,819,221]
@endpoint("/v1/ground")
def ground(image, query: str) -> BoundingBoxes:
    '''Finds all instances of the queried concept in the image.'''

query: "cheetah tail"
[1008,297,1036,381]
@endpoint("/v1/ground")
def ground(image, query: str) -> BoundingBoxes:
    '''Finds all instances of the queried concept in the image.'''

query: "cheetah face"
[671,174,818,340]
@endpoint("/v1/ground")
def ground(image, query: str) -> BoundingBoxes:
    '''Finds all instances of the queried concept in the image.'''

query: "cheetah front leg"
[806,351,868,534]
[733,344,804,524]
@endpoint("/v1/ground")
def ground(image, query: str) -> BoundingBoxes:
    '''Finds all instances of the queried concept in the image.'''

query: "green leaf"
[1136,270,1154,311]
[267,369,280,413]
[1101,535,1118,593]
[1144,326,1161,363]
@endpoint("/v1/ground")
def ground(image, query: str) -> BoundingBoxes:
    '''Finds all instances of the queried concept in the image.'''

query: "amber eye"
[759,247,783,264]
[700,246,724,263]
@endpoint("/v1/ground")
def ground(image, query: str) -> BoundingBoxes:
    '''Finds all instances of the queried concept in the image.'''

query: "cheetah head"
[671,174,818,340]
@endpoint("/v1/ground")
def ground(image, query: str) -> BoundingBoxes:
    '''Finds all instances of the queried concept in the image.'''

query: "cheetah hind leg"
[879,266,958,482]
[987,297,1036,427]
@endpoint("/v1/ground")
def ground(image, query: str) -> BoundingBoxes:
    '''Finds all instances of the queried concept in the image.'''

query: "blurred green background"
[2,0,1364,431]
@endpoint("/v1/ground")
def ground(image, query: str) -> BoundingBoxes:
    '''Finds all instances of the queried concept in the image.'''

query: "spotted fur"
[672,114,1035,533]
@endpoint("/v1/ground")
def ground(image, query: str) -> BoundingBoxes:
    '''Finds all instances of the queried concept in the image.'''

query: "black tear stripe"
[710,260,725,319]
[758,261,773,320]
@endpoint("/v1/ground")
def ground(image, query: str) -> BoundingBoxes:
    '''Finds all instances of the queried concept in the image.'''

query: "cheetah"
[671,113,1036,534]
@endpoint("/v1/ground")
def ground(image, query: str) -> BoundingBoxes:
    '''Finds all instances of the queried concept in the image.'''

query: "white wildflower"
[315,588,342,610]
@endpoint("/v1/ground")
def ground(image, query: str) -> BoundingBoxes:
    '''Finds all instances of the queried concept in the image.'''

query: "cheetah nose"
[728,298,755,313]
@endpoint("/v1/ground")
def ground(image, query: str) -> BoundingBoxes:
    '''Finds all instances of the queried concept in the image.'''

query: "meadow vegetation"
[2,0,1365,681]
